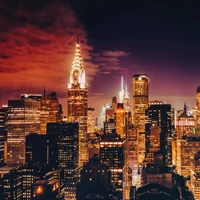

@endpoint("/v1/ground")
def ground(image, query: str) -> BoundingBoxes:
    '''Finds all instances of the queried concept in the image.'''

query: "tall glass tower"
[67,37,88,167]
[132,74,149,164]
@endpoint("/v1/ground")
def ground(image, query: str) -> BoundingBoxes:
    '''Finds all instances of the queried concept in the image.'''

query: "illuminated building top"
[68,36,86,89]
[119,76,124,103]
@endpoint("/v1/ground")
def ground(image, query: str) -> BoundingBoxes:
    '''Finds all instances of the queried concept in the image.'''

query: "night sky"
[1,0,200,117]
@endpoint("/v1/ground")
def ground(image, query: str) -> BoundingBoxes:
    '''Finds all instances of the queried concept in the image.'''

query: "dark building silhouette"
[146,101,174,165]
[47,122,79,199]
[135,183,175,200]
[26,133,48,164]
[76,155,114,200]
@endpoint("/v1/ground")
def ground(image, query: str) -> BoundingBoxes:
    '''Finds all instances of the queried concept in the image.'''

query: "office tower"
[26,133,48,164]
[177,104,195,139]
[40,91,61,134]
[47,122,79,199]
[100,104,112,128]
[132,74,149,164]
[100,130,125,198]
[176,136,200,177]
[76,155,113,200]
[146,101,174,165]
[104,118,115,135]
[31,180,59,200]
[145,123,160,164]
[0,106,7,166]
[67,38,88,167]
[18,163,54,200]
[87,108,95,135]
[3,168,23,199]
[6,98,40,166]
[190,151,200,199]
[112,97,117,110]
[124,84,131,113]
[115,103,125,139]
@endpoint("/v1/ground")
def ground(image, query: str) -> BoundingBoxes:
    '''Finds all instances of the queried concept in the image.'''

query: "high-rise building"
[2,167,23,200]
[40,91,62,134]
[132,74,149,164]
[176,136,200,177]
[6,98,40,166]
[124,84,131,113]
[145,101,174,165]
[145,123,160,164]
[87,108,95,135]
[177,104,195,139]
[67,38,88,167]
[47,122,79,199]
[0,106,7,166]
[115,103,125,139]
[100,130,125,198]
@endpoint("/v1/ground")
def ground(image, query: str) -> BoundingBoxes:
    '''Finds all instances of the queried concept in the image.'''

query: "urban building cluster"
[0,39,200,200]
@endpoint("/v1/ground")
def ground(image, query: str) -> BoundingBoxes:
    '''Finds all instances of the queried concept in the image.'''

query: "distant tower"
[67,36,88,167]
[132,74,149,163]
[124,84,131,112]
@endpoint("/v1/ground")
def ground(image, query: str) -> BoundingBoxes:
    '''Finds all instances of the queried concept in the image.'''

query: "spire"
[184,103,187,113]
[124,84,129,98]
[121,76,124,91]
[119,76,124,103]
[68,35,86,88]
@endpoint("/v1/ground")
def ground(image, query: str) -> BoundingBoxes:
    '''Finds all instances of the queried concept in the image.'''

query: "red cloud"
[0,2,98,113]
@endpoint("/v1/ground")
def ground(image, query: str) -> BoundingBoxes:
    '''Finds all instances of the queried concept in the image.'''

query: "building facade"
[6,98,40,166]
[67,39,88,167]
[47,122,79,199]
[132,74,149,164]
[40,91,62,134]
[100,131,125,198]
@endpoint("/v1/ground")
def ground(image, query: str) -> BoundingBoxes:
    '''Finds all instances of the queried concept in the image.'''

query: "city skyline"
[0,0,200,117]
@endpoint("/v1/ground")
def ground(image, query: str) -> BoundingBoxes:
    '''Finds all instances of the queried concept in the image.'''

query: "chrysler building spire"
[69,36,86,89]
[67,36,88,167]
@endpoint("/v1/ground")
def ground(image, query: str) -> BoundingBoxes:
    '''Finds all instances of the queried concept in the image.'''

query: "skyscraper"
[87,108,95,136]
[40,91,62,134]
[47,122,79,199]
[6,98,40,166]
[67,37,88,167]
[100,130,125,198]
[145,101,174,165]
[132,74,149,164]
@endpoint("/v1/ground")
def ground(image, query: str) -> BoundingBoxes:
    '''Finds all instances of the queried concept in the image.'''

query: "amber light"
[36,186,43,194]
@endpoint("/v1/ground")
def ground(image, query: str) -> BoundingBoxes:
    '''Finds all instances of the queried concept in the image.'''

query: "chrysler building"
[68,37,88,167]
